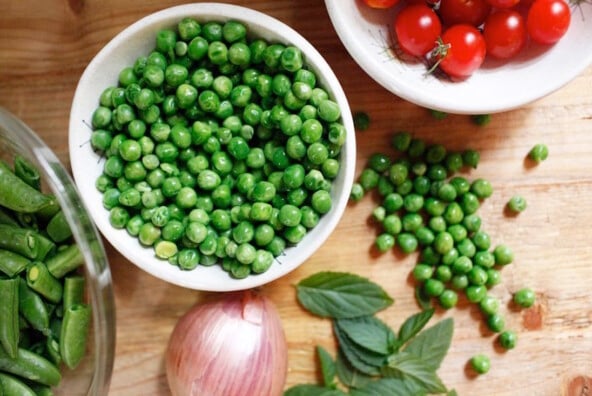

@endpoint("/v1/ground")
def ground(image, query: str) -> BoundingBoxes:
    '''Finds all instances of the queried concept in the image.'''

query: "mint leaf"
[403,317,454,371]
[335,350,373,389]
[283,384,347,396]
[382,351,447,394]
[349,378,426,396]
[316,346,336,389]
[296,272,394,319]
[335,316,396,355]
[333,320,388,376]
[397,308,434,347]
[415,285,433,311]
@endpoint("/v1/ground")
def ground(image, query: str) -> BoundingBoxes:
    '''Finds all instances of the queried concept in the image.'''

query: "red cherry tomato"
[527,0,571,44]
[362,0,400,8]
[394,4,442,57]
[437,24,486,78]
[486,0,520,8]
[483,10,527,59]
[438,0,492,27]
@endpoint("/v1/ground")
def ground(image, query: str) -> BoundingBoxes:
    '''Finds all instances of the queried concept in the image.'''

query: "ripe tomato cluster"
[362,0,572,79]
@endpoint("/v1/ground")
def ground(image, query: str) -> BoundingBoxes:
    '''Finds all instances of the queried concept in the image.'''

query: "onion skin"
[165,290,288,396]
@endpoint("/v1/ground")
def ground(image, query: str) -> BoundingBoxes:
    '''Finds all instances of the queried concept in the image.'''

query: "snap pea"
[45,211,72,243]
[0,372,37,396]
[0,347,61,387]
[0,162,52,213]
[59,304,90,369]
[0,278,19,358]
[45,244,84,279]
[26,263,63,304]
[0,224,55,261]
[14,155,41,191]
[0,249,30,277]
[18,278,49,333]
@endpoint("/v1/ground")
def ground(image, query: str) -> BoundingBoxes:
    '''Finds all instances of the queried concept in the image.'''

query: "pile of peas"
[350,132,536,357]
[89,18,346,279]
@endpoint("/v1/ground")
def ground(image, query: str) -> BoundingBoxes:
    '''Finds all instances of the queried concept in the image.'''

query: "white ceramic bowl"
[325,0,592,114]
[69,3,356,291]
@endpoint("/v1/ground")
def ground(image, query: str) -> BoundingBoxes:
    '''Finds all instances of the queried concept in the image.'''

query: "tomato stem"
[425,37,450,76]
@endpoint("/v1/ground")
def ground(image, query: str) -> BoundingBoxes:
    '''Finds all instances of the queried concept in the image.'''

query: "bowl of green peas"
[69,3,356,291]
[0,107,115,395]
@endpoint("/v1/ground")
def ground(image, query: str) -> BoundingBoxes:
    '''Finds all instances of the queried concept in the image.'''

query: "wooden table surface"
[2,1,592,395]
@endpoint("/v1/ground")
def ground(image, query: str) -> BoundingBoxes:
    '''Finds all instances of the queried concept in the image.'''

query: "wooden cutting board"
[1,0,592,395]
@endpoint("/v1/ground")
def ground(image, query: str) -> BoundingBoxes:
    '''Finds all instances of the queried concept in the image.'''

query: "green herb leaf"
[296,272,394,319]
[403,317,454,371]
[316,346,337,389]
[382,351,447,394]
[335,350,374,389]
[397,308,434,347]
[415,285,432,311]
[333,321,384,376]
[283,384,347,396]
[349,378,426,396]
[335,315,396,355]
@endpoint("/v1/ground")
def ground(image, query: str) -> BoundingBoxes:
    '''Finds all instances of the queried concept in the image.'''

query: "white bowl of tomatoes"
[325,0,592,114]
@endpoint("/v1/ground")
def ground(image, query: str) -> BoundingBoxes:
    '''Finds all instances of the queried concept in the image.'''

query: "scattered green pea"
[507,195,527,213]
[528,143,549,163]
[470,354,490,374]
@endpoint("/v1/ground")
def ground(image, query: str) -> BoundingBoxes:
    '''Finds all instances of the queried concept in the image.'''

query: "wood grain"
[1,1,592,395]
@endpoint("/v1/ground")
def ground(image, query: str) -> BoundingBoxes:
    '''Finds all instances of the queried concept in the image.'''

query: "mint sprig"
[287,271,455,396]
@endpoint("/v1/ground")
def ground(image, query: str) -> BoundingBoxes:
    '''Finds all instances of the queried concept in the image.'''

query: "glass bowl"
[0,107,115,395]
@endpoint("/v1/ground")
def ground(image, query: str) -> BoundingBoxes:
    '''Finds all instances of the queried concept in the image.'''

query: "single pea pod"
[18,278,49,333]
[0,278,19,359]
[0,224,56,261]
[0,249,30,277]
[45,244,84,279]
[45,211,72,243]
[62,275,85,311]
[0,161,52,213]
[0,372,37,396]
[26,262,63,304]
[0,347,61,387]
[14,154,41,191]
[59,303,90,369]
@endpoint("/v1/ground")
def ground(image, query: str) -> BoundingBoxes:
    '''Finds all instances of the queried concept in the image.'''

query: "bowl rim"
[324,0,592,114]
[0,106,116,396]
[69,3,356,291]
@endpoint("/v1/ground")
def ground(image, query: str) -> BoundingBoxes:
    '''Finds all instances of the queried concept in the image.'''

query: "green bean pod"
[0,224,55,261]
[62,275,85,311]
[17,278,49,333]
[0,161,52,213]
[29,384,55,396]
[0,249,30,277]
[59,303,90,369]
[0,372,37,396]
[0,347,61,387]
[45,244,84,279]
[14,154,41,191]
[45,211,72,243]
[0,278,19,359]
[26,262,63,304]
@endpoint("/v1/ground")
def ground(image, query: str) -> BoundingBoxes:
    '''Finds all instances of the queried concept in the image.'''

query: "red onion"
[165,290,288,396]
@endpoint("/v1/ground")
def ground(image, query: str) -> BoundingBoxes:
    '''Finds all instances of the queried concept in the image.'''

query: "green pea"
[498,330,517,350]
[412,264,434,282]
[507,195,527,213]
[470,354,490,375]
[311,190,332,214]
[280,46,303,72]
[513,288,536,308]
[439,289,458,309]
[528,143,549,163]
[375,233,395,253]
[423,278,444,297]
[487,313,505,333]
[397,232,418,254]
[493,244,513,265]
